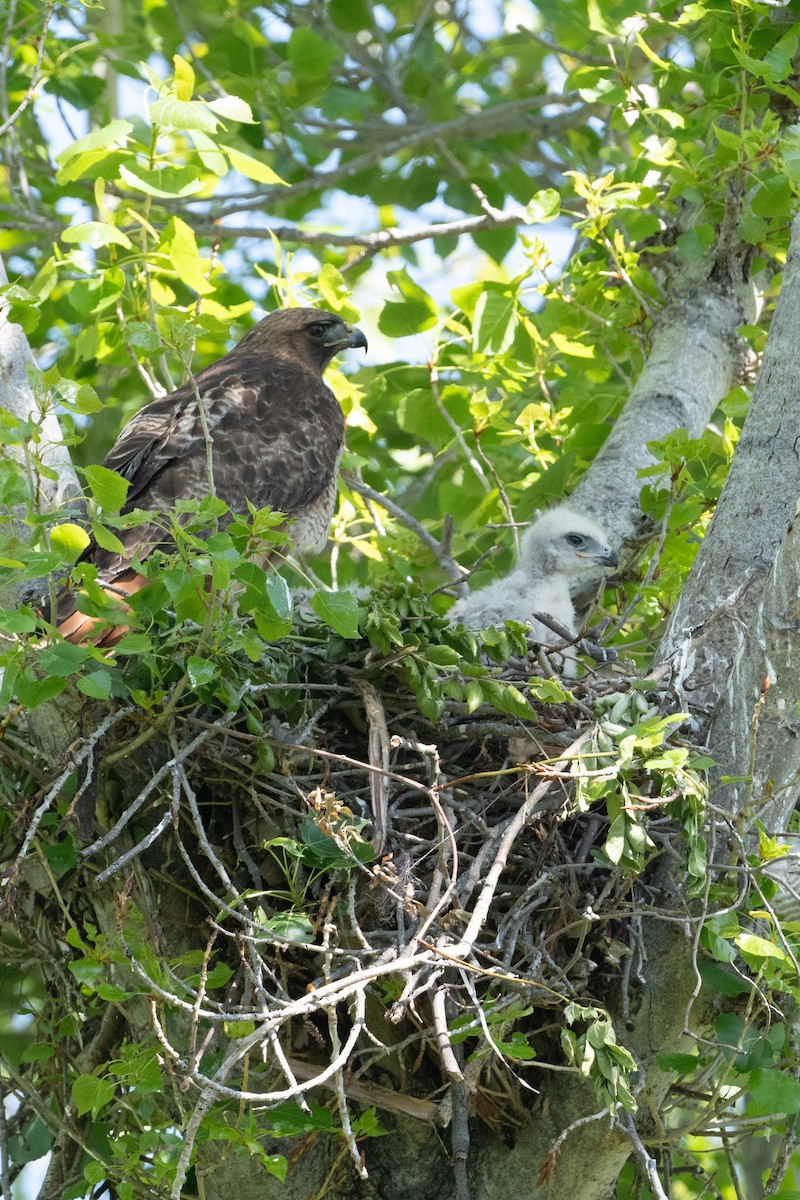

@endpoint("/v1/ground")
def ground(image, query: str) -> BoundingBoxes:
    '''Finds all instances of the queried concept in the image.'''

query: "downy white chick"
[449,508,617,674]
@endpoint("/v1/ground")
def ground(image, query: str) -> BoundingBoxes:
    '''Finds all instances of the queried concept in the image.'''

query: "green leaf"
[6,301,39,332]
[698,958,751,996]
[328,0,371,30]
[604,813,626,866]
[42,837,78,877]
[425,644,461,666]
[748,1068,800,1114]
[7,1114,53,1164]
[118,163,205,199]
[91,521,127,555]
[67,269,124,315]
[525,188,560,223]
[712,123,741,150]
[310,590,361,639]
[735,932,788,962]
[473,291,517,355]
[189,129,228,175]
[676,224,715,260]
[125,321,163,352]
[551,331,595,358]
[173,53,195,101]
[222,145,286,185]
[0,605,37,633]
[95,983,134,1002]
[50,522,91,563]
[266,1101,335,1137]
[481,679,536,719]
[38,642,90,677]
[186,655,218,688]
[287,27,340,82]
[72,1074,115,1118]
[56,119,133,166]
[149,96,220,132]
[266,573,293,619]
[498,1031,536,1061]
[657,1053,699,1073]
[113,633,152,654]
[208,96,256,123]
[15,673,67,709]
[77,670,113,699]
[261,911,315,942]
[61,222,132,249]
[161,216,215,295]
[528,677,574,703]
[83,465,130,511]
[45,374,104,414]
[378,268,438,337]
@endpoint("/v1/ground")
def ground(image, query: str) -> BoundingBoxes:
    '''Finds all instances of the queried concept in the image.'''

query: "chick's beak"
[575,546,618,568]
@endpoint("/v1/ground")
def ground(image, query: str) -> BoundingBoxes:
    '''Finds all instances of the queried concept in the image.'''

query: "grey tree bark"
[659,214,800,823]
[569,274,754,548]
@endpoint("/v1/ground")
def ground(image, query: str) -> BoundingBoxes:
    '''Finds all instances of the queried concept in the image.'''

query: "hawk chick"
[449,508,617,673]
[57,307,367,645]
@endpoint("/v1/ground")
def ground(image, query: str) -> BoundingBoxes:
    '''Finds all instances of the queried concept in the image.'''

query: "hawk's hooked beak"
[578,546,618,569]
[326,324,368,353]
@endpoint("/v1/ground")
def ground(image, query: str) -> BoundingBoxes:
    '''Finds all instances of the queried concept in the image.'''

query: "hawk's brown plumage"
[57,307,367,645]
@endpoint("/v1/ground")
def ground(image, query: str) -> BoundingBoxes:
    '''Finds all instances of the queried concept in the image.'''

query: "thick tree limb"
[569,278,753,547]
[660,212,800,728]
[655,215,800,828]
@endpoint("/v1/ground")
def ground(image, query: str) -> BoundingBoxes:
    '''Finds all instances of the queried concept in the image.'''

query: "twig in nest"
[432,985,463,1081]
[10,705,134,879]
[82,720,230,861]
[353,678,391,853]
[451,1071,471,1200]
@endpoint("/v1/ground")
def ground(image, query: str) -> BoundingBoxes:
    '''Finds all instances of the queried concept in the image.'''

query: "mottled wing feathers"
[55,308,359,644]
[103,357,343,518]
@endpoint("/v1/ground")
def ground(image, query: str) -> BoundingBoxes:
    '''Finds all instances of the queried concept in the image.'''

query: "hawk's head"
[235,307,368,373]
[522,509,618,578]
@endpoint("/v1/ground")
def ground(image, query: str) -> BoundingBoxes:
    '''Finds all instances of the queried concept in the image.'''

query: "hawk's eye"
[308,322,329,339]
[565,534,584,547]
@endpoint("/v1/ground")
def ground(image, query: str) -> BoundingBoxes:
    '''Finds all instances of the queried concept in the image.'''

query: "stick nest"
[2,603,705,1153]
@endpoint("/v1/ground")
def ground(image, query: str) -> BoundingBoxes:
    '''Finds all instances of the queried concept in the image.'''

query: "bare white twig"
[619,1111,669,1200]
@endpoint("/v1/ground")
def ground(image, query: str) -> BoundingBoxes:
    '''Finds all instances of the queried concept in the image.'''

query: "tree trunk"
[659,212,800,829]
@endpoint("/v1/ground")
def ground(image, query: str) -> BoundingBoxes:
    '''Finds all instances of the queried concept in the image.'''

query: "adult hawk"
[56,307,367,645]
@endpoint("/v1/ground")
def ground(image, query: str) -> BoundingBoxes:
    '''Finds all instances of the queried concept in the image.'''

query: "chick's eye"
[309,322,329,339]
[565,534,584,547]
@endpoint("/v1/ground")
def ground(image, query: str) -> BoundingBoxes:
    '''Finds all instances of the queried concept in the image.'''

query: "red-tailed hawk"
[449,508,617,674]
[57,307,367,645]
